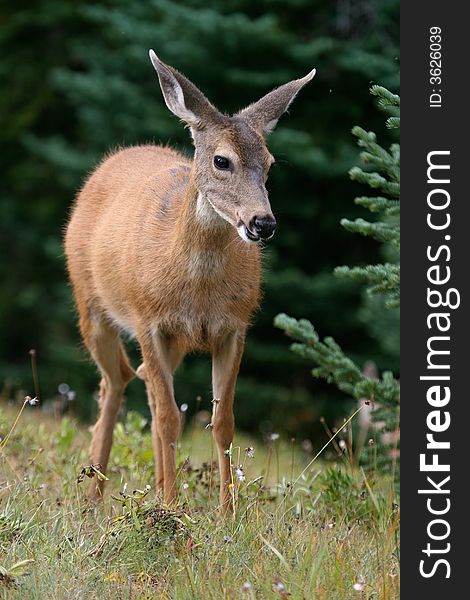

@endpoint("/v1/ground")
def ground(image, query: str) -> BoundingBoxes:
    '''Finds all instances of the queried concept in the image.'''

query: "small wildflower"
[272,579,291,597]
[67,390,76,402]
[245,446,255,458]
[182,482,189,490]
[180,403,188,413]
[26,396,38,406]
[338,439,346,450]
[234,466,245,482]
[353,576,365,591]
[270,433,280,442]
[58,383,70,395]
[368,438,375,446]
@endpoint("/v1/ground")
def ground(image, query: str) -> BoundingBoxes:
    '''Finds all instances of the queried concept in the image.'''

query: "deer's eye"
[214,155,230,170]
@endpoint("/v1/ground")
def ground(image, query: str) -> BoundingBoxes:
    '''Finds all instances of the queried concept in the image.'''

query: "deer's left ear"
[237,68,316,135]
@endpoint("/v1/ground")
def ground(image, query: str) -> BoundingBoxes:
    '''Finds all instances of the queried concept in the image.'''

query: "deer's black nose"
[252,215,277,239]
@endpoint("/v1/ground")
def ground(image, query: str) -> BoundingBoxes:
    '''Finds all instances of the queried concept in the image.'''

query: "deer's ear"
[237,68,316,135]
[149,50,219,128]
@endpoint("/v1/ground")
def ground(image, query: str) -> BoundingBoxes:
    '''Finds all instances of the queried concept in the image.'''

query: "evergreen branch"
[340,218,400,246]
[384,294,400,309]
[390,144,400,161]
[274,314,400,406]
[387,116,400,129]
[370,85,400,110]
[351,126,400,182]
[335,263,399,287]
[352,129,399,181]
[354,196,400,216]
[352,127,393,162]
[349,167,400,197]
[359,152,400,181]
[335,264,400,307]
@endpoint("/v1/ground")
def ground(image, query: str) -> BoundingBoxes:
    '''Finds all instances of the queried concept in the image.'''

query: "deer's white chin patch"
[196,193,230,229]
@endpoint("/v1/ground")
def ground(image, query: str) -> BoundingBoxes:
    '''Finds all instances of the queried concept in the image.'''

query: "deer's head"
[150,51,315,243]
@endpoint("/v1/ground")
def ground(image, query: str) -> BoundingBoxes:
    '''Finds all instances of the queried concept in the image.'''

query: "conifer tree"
[275,85,400,473]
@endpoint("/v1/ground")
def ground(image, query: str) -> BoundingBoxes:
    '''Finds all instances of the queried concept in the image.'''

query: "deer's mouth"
[237,224,260,243]
[244,227,261,242]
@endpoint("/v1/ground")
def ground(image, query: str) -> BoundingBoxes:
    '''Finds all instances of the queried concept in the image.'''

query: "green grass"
[0,402,399,599]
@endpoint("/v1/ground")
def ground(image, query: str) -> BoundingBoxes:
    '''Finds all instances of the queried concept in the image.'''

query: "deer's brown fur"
[64,52,315,512]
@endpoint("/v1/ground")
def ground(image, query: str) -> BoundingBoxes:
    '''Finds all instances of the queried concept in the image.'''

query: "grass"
[0,401,399,599]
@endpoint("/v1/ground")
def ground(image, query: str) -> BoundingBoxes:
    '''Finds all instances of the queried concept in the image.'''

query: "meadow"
[0,400,399,599]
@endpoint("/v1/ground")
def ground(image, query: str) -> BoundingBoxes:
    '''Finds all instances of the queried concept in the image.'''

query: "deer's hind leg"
[79,308,135,500]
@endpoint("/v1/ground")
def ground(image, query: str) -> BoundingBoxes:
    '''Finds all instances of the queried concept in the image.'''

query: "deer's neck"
[175,170,234,252]
[170,170,237,281]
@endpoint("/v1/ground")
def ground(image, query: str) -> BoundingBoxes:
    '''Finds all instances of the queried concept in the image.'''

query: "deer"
[64,50,315,513]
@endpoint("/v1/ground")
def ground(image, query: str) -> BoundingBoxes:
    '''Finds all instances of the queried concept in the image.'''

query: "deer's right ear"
[149,50,219,129]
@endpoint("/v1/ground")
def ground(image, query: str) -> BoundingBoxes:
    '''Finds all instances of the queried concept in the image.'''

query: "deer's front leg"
[138,332,182,505]
[211,330,245,514]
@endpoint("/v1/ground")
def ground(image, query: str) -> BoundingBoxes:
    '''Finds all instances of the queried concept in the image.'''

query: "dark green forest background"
[0,0,399,443]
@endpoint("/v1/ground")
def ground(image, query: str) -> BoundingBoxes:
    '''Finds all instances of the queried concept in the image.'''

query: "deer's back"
[66,144,188,245]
